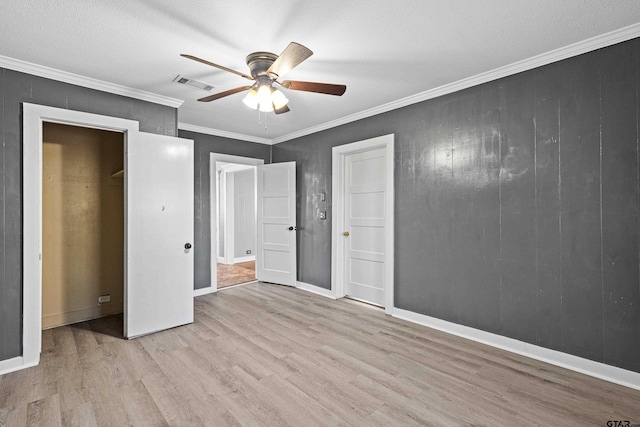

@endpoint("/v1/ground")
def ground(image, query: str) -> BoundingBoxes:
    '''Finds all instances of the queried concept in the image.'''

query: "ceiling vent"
[172,75,215,91]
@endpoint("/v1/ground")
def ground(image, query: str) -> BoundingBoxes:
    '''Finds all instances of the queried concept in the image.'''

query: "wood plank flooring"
[217,261,256,289]
[1,282,640,426]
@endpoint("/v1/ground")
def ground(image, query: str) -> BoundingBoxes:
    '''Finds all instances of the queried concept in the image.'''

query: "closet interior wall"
[42,122,124,329]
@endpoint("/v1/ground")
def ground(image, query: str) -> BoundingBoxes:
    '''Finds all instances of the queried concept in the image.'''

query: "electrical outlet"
[246,250,252,255]
[98,294,111,304]
[319,211,326,220]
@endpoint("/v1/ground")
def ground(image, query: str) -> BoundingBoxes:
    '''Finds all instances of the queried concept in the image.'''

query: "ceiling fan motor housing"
[246,52,278,80]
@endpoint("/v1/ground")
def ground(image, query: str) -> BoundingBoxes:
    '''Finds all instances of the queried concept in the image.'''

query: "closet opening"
[42,122,125,333]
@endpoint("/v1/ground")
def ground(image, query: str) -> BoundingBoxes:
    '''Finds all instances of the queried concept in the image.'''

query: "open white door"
[256,162,297,286]
[126,132,194,338]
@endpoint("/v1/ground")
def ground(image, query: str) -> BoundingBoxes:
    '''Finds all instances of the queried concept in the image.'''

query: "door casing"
[331,134,395,314]
[21,103,139,373]
[208,153,264,293]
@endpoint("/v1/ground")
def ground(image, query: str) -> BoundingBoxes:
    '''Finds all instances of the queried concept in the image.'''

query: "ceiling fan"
[181,42,346,114]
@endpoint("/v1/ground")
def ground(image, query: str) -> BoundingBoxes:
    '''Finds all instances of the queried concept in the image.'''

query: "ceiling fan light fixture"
[257,84,274,112]
[271,88,289,110]
[182,42,346,117]
[242,87,259,109]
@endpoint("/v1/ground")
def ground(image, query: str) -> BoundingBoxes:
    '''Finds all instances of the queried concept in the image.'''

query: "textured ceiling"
[1,1,640,142]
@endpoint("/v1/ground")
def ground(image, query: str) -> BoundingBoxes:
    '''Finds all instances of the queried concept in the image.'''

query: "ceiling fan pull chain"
[257,109,269,130]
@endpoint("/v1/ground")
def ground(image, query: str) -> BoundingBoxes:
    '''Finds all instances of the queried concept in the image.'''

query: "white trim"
[296,281,337,299]
[43,307,122,330]
[210,154,264,291]
[233,255,256,264]
[0,357,39,376]
[393,308,640,392]
[0,55,183,108]
[194,286,216,297]
[220,163,254,173]
[217,169,227,265]
[179,122,272,145]
[22,103,139,374]
[182,23,640,146]
[273,23,640,144]
[331,134,395,314]
[4,22,637,146]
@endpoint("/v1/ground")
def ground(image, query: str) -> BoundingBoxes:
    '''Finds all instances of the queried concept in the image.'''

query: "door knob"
[343,231,350,237]
[185,243,192,249]
[288,226,297,231]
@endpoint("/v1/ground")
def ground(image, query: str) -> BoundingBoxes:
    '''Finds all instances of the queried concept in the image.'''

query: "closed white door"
[256,162,296,286]
[344,148,387,306]
[125,132,194,338]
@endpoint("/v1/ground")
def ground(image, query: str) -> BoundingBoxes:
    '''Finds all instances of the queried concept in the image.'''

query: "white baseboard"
[194,286,216,297]
[233,255,255,264]
[42,306,122,330]
[393,308,640,391]
[0,356,38,376]
[296,281,336,299]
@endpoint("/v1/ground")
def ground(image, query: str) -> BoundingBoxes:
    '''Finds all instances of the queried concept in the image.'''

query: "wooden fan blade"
[281,80,346,96]
[274,104,290,114]
[267,42,313,78]
[197,86,252,102]
[181,54,253,81]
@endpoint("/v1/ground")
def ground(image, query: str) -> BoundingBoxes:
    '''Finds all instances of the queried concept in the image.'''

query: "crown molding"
[180,18,640,147]
[178,122,273,145]
[0,55,183,108]
[271,22,640,144]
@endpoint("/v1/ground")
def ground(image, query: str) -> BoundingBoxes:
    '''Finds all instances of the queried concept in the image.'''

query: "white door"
[126,132,194,338]
[344,148,387,306]
[256,162,297,286]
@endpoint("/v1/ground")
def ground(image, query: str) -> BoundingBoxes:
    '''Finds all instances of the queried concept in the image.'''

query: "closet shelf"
[111,169,124,178]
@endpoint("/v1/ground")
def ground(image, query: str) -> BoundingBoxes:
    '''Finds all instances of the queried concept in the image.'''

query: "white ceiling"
[2,1,640,143]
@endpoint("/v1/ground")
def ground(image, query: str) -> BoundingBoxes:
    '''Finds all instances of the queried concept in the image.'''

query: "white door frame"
[331,134,395,314]
[11,103,139,375]
[208,153,263,293]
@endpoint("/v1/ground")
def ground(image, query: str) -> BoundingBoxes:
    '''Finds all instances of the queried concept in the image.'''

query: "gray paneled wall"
[178,130,270,290]
[0,69,177,361]
[272,39,640,373]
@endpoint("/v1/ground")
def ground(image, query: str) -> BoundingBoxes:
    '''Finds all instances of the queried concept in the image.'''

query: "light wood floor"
[1,282,639,426]
[217,261,256,289]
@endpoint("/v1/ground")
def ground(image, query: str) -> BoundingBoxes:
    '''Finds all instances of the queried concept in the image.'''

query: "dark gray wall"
[178,130,270,290]
[0,68,178,361]
[272,39,640,374]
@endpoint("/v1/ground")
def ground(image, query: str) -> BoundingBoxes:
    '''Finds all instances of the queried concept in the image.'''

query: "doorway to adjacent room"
[210,154,264,290]
[216,162,257,288]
